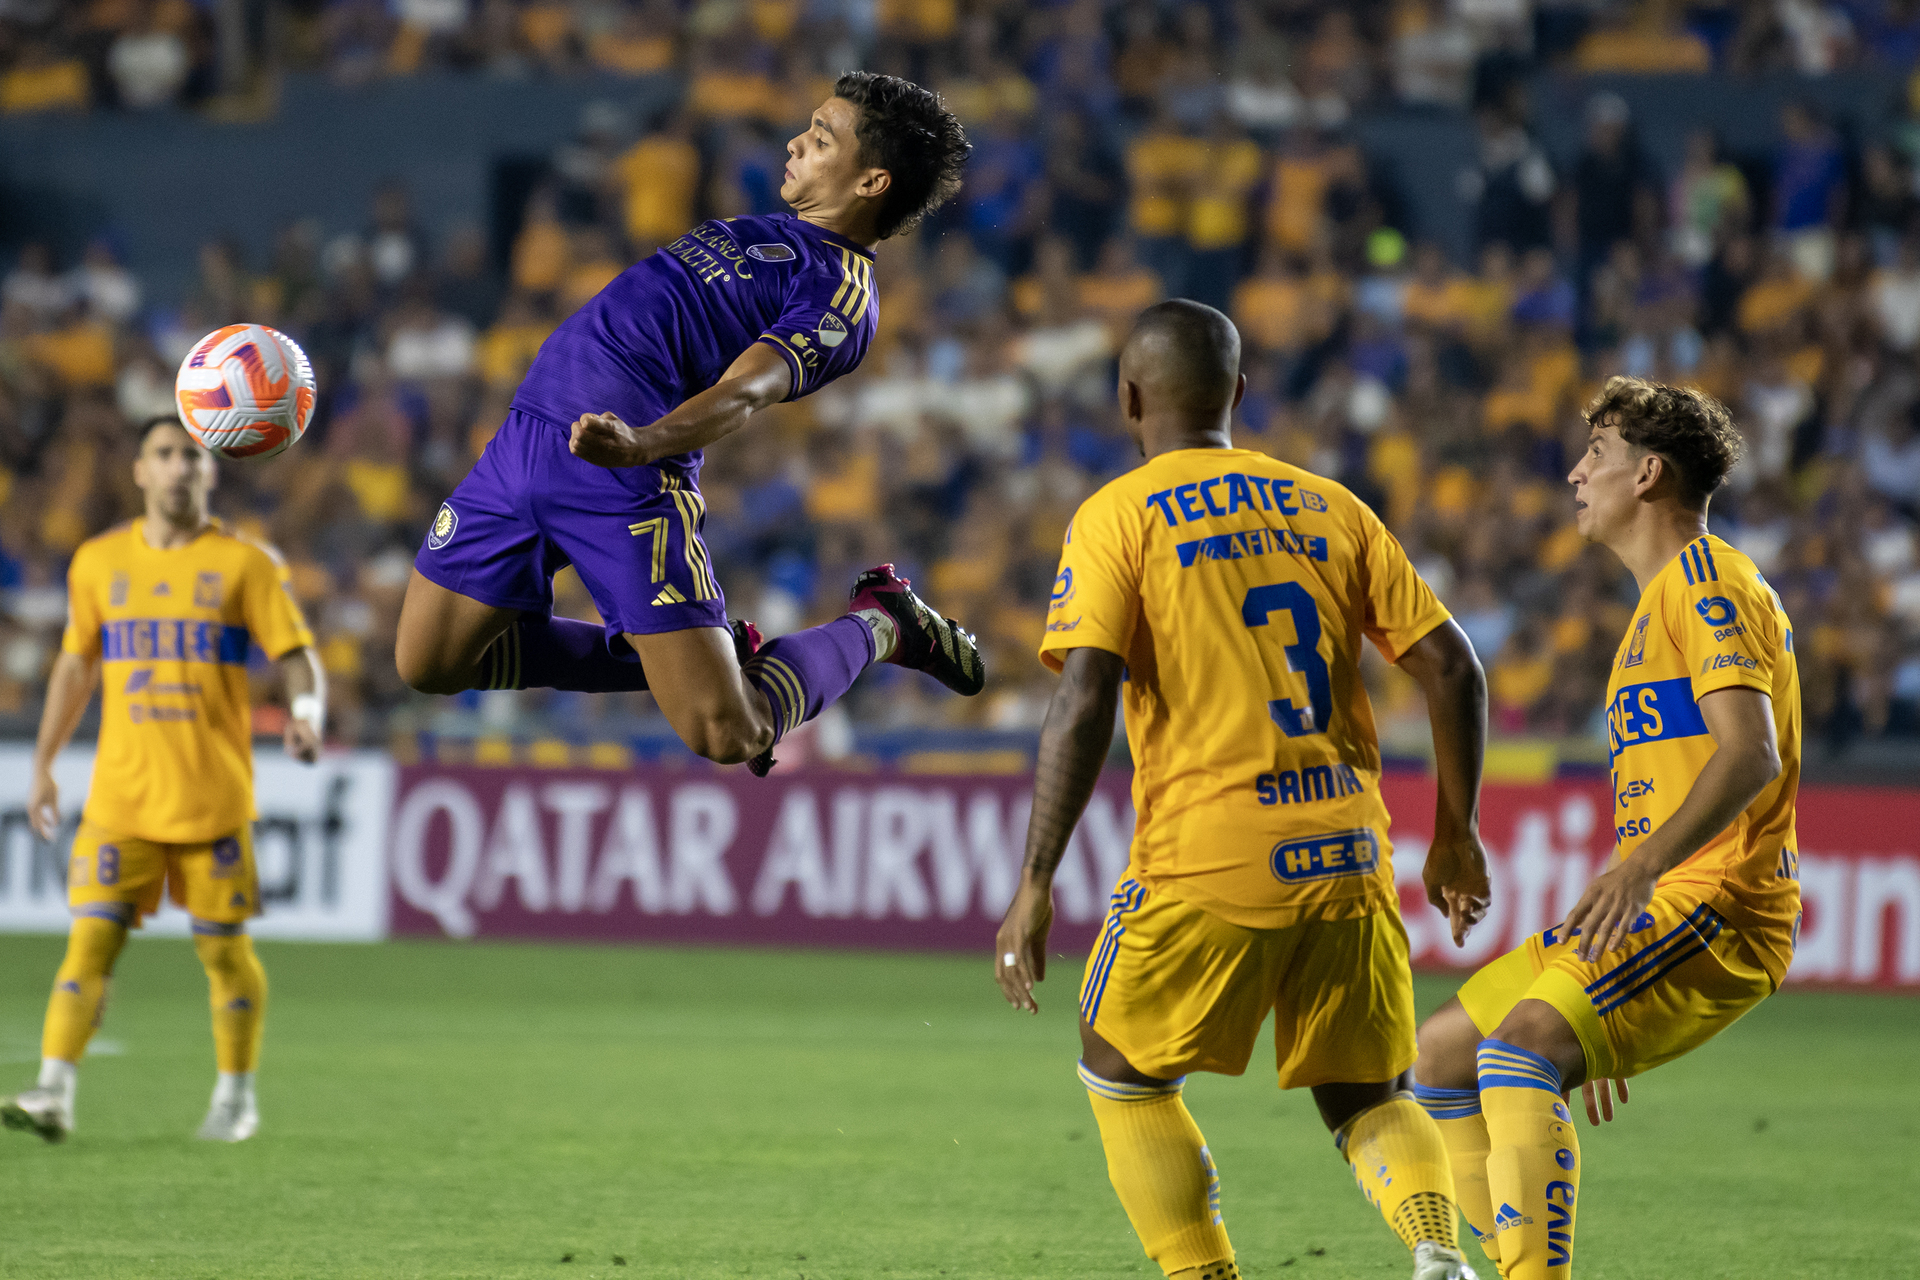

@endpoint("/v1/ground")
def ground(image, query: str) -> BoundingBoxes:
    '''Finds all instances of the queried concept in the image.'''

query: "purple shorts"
[415,410,728,638]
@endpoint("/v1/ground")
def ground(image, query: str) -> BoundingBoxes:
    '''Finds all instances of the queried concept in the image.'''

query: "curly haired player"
[396,74,983,772]
[1411,377,1802,1279]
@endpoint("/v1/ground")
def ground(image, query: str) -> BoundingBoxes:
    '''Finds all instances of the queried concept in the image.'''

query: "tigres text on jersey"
[61,519,315,843]
[1040,448,1451,929]
[1604,533,1801,982]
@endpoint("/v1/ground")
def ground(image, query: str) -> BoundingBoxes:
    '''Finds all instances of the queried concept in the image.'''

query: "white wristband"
[290,693,324,737]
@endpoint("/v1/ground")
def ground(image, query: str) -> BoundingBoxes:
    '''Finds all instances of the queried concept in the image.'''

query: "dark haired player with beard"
[1410,377,1802,1280]
[396,73,982,772]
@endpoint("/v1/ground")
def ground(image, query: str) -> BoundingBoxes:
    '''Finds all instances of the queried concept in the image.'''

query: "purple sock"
[482,616,651,693]
[740,616,876,743]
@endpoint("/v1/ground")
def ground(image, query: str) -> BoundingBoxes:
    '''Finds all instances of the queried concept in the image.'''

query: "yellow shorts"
[66,822,259,926]
[1456,887,1777,1081]
[1078,877,1417,1089]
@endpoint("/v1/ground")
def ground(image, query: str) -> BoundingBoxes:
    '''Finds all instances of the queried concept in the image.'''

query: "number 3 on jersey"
[1242,583,1332,737]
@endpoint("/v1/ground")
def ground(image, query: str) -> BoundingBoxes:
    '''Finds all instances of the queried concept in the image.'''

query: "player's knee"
[395,644,469,695]
[682,715,771,765]
[1485,998,1586,1084]
[1413,999,1481,1089]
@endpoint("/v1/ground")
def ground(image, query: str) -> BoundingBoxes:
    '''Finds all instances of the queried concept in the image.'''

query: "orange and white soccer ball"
[174,324,316,460]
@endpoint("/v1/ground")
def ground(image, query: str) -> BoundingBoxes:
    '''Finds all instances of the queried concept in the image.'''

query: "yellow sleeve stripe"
[759,332,806,394]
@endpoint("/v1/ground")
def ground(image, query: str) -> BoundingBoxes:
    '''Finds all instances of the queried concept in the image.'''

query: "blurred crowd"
[2,0,1920,760]
[11,0,1920,115]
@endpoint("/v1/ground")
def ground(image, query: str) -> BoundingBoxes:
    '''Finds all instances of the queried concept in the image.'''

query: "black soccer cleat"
[848,563,987,698]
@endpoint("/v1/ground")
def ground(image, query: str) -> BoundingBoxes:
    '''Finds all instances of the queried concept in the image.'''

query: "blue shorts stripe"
[1591,911,1725,1016]
[1080,880,1141,1023]
[1583,905,1714,1001]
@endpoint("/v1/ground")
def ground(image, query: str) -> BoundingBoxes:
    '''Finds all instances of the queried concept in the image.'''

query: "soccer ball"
[174,324,317,461]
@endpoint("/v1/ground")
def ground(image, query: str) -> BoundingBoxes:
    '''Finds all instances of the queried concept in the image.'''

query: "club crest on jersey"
[747,243,795,262]
[110,572,128,607]
[194,572,222,608]
[428,503,458,550]
[815,312,848,348]
[1623,613,1650,667]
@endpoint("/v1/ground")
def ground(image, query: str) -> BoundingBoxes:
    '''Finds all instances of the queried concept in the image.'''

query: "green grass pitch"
[0,935,1914,1279]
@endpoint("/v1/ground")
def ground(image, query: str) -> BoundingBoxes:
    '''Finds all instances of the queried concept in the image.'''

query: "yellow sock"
[41,915,128,1063]
[1414,1084,1502,1270]
[1337,1092,1461,1253]
[1081,1062,1235,1276]
[194,932,267,1073]
[1478,1040,1579,1280]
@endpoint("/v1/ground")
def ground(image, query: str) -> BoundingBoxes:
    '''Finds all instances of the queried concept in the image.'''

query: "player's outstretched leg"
[1476,1001,1585,1280]
[1,908,130,1143]
[193,920,266,1142]
[397,571,653,695]
[1323,1083,1478,1280]
[1080,1023,1237,1280]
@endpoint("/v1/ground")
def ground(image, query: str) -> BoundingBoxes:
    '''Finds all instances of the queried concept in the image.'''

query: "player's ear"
[1633,449,1663,499]
[1231,373,1247,411]
[856,167,892,201]
[1120,378,1143,424]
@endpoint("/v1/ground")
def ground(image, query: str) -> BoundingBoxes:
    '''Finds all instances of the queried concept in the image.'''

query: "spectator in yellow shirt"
[614,115,700,253]
[1232,247,1312,355]
[1126,107,1204,295]
[510,190,570,298]
[1185,117,1265,310]
[1,43,90,114]
[1079,237,1165,345]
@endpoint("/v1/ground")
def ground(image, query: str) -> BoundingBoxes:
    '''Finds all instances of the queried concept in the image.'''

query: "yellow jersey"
[1040,448,1451,930]
[61,519,314,843]
[1604,533,1801,983]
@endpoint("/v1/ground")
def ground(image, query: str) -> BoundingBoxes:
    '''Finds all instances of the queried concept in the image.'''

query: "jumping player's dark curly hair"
[1583,375,1745,508]
[832,71,969,241]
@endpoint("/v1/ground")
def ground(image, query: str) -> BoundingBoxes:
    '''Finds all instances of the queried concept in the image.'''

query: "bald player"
[995,301,1492,1280]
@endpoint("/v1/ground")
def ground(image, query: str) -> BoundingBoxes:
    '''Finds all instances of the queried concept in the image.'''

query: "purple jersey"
[510,212,877,473]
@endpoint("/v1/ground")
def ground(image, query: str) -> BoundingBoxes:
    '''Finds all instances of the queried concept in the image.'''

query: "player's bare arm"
[279,646,326,765]
[994,645,1125,1013]
[27,649,101,841]
[1394,618,1492,947]
[1562,684,1780,960]
[568,343,794,470]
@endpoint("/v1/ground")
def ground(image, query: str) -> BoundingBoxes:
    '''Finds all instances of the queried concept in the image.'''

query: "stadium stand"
[1,0,1918,775]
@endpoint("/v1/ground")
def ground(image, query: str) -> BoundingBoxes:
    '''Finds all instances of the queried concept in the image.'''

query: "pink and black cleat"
[849,563,987,698]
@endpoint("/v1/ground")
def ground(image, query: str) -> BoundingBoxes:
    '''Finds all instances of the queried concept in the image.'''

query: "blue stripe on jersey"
[101,619,250,665]
[1697,539,1719,581]
[1607,676,1710,761]
[1682,550,1697,585]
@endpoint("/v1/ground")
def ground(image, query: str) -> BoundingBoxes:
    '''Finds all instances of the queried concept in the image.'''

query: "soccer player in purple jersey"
[396,74,983,771]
